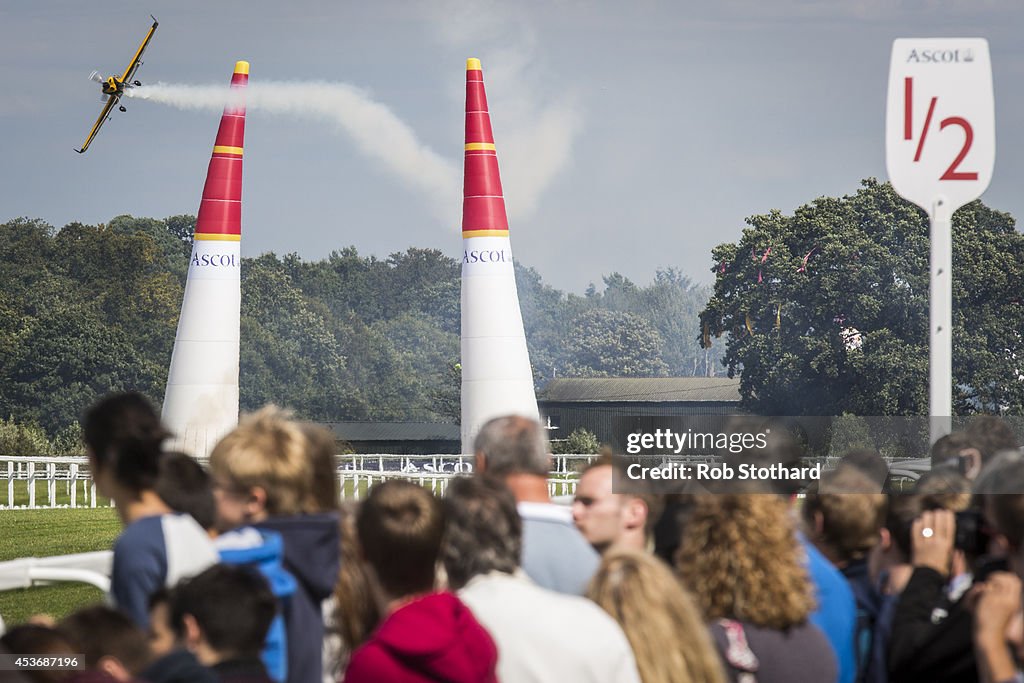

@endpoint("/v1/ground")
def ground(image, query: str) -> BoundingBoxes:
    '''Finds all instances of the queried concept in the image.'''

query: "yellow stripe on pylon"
[213,145,244,156]
[194,233,241,241]
[465,142,496,151]
[462,230,509,238]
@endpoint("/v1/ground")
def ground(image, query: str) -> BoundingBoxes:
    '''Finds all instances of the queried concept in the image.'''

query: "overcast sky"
[1,0,1022,293]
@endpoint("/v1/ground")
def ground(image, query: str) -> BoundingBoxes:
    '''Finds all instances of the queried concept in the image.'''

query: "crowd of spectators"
[2,393,1024,683]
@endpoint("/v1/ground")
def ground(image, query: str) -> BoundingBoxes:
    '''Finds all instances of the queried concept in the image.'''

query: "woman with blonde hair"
[676,494,837,683]
[587,548,726,683]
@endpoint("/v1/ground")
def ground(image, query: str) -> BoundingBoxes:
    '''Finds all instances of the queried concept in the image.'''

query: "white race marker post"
[885,39,995,444]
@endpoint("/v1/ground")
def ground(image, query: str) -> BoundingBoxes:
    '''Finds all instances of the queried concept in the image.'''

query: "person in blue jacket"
[155,450,298,683]
[209,406,340,683]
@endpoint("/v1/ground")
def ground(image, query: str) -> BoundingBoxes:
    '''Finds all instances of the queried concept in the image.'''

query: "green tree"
[164,214,196,252]
[240,255,362,420]
[371,313,460,421]
[52,219,182,390]
[565,309,669,377]
[699,179,1024,416]
[552,427,600,454]
[587,269,724,377]
[0,299,152,434]
[0,417,55,455]
[431,362,462,424]
[515,263,587,384]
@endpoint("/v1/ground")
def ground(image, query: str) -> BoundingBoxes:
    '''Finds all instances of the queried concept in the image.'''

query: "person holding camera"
[888,503,982,683]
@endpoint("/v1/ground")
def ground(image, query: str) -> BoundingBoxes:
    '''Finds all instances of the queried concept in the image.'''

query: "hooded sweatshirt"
[343,592,498,683]
[216,527,298,683]
[255,513,339,683]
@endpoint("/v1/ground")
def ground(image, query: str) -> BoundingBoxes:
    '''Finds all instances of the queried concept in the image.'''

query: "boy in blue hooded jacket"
[208,407,340,683]
[156,450,298,682]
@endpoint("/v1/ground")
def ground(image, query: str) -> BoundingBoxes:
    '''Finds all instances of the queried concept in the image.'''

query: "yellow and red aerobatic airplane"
[76,16,159,154]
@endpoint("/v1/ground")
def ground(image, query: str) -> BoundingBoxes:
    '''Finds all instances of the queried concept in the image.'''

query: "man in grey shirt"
[473,415,599,595]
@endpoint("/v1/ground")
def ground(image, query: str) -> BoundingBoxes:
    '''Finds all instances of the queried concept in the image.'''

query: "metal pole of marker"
[930,197,953,444]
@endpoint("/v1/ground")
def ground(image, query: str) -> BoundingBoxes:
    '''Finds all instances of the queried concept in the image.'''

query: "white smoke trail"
[127,81,460,223]
[425,0,583,219]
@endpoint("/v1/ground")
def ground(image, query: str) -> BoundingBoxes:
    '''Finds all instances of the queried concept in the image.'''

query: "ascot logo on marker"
[906,48,973,64]
[463,249,511,264]
[191,253,239,268]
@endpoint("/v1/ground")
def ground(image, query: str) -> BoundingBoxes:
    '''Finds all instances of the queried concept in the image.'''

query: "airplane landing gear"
[119,105,127,112]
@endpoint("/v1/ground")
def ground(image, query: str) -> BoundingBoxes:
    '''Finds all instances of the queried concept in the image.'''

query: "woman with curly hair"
[588,548,726,683]
[676,494,837,683]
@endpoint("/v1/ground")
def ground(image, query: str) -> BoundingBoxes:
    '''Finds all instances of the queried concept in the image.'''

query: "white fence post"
[48,462,56,507]
[27,461,35,508]
[70,463,78,508]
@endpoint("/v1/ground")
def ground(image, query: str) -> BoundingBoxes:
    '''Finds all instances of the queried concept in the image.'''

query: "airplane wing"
[119,17,159,85]
[76,93,119,154]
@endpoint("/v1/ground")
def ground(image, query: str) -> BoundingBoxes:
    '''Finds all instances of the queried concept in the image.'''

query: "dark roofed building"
[321,422,460,454]
[539,377,742,446]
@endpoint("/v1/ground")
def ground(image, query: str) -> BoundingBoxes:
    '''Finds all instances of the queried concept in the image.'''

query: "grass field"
[0,509,120,625]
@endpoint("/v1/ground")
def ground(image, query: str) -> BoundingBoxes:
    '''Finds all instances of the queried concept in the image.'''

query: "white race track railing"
[0,456,104,510]
[0,453,594,509]
[0,453,593,600]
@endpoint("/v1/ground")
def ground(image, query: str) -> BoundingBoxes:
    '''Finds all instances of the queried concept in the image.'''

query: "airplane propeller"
[89,71,103,83]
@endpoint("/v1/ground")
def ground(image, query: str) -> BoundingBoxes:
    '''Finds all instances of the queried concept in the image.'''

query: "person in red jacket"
[343,480,498,683]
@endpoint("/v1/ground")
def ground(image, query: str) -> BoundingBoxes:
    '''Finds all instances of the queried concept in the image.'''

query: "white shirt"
[460,570,642,683]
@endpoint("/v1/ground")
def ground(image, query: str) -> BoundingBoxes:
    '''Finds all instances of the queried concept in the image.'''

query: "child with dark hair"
[0,624,84,683]
[57,606,150,681]
[139,590,217,683]
[83,392,218,627]
[344,480,497,683]
[170,565,278,683]
[154,451,295,683]
[0,641,30,683]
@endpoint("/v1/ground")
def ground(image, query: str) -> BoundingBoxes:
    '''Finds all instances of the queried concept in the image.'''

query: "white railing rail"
[0,453,596,510]
[0,550,113,592]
